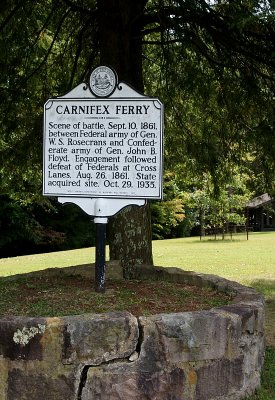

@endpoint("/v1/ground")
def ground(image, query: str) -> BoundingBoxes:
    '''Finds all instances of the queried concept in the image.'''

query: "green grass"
[0,247,97,277]
[0,231,274,307]
[246,347,275,400]
[1,232,274,287]
[152,232,275,292]
[0,231,275,399]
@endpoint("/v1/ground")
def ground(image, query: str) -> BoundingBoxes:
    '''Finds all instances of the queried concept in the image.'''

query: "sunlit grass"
[0,231,274,399]
[0,232,274,292]
[0,247,97,277]
[152,232,275,291]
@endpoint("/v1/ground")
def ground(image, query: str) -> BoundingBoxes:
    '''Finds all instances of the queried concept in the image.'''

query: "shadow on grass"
[248,279,275,299]
[247,279,275,346]
[246,347,275,400]
[244,279,275,399]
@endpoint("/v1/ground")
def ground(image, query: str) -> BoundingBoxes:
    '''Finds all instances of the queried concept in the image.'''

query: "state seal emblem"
[90,66,117,97]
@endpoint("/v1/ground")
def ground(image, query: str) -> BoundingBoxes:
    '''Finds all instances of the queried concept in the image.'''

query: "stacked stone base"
[0,265,265,399]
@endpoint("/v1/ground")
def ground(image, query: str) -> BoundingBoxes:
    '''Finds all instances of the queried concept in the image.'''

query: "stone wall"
[0,265,265,399]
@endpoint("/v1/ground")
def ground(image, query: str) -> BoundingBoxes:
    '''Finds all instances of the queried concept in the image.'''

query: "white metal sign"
[43,78,163,200]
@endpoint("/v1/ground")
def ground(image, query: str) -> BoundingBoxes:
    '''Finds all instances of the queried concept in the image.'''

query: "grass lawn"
[153,232,275,296]
[0,231,274,399]
[1,231,273,297]
[0,247,97,277]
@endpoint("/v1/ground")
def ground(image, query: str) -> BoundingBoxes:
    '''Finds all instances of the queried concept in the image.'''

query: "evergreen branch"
[141,3,275,72]
[24,8,72,83]
[80,31,100,82]
[0,1,25,31]
[60,0,96,16]
[68,18,93,89]
[28,3,61,53]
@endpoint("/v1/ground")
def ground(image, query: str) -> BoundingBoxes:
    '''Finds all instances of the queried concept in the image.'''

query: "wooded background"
[0,1,274,276]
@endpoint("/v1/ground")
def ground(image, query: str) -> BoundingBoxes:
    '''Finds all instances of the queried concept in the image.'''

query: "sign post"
[94,217,107,292]
[43,66,163,292]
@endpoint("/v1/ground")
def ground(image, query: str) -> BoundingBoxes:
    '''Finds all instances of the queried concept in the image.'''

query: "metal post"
[94,217,108,293]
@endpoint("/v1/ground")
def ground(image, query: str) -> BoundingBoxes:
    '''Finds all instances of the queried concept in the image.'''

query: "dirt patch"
[0,275,231,317]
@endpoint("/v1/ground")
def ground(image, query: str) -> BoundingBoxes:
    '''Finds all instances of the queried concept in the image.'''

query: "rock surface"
[0,265,265,399]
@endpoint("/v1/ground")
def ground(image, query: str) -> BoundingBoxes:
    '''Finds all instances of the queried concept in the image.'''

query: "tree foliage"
[151,173,185,239]
[0,195,95,257]
[0,0,274,266]
[143,1,275,192]
[183,170,252,234]
[1,0,274,195]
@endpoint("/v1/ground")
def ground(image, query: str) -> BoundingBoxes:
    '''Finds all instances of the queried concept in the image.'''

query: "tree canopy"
[0,0,274,271]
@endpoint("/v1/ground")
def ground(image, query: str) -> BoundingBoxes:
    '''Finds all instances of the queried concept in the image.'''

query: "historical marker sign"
[43,70,163,200]
[43,66,163,292]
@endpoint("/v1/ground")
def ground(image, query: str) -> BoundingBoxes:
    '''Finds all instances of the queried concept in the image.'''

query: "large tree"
[0,0,274,275]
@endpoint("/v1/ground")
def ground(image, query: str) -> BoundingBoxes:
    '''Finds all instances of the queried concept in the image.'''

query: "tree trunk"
[97,0,153,278]
[108,204,153,279]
